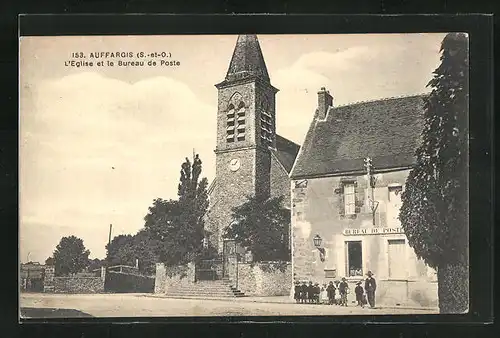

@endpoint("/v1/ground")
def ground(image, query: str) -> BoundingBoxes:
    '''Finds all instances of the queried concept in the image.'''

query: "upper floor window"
[344,183,356,215]
[334,179,363,219]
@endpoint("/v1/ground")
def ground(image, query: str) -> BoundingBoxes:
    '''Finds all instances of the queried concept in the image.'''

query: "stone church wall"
[209,149,258,253]
[270,153,292,207]
[255,149,271,199]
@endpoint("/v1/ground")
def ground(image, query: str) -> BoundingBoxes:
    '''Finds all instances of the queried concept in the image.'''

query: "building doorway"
[388,239,407,279]
[345,241,363,277]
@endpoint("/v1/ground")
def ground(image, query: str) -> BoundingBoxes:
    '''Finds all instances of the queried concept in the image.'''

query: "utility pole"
[108,224,113,246]
[364,157,379,226]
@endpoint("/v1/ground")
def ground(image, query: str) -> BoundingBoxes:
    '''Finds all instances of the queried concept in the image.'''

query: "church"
[204,35,300,256]
[202,34,438,307]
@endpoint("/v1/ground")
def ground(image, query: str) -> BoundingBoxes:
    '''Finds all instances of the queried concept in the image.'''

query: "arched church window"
[260,98,273,147]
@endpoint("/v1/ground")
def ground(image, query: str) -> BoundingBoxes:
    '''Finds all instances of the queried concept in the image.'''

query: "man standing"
[326,281,336,305]
[294,281,301,303]
[307,281,314,303]
[365,271,377,308]
[300,281,307,303]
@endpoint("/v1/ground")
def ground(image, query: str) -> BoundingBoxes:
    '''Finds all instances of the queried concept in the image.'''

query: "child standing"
[355,281,364,307]
[338,277,349,306]
[313,282,321,304]
[334,280,341,305]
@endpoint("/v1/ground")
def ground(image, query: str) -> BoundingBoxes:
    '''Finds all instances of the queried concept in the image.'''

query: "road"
[20,293,438,318]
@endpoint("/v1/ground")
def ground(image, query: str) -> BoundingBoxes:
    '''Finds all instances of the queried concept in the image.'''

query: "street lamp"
[313,234,322,248]
[313,234,326,262]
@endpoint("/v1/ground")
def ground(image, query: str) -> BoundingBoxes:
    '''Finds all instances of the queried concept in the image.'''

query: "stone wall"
[154,263,166,294]
[52,276,105,294]
[43,265,55,292]
[43,265,106,294]
[154,262,196,294]
[235,262,292,296]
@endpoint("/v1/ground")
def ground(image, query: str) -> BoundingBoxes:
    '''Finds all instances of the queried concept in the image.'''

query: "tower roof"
[225,34,270,83]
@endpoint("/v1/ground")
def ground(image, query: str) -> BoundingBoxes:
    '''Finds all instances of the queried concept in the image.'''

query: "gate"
[222,239,237,278]
[195,258,222,281]
[21,264,45,292]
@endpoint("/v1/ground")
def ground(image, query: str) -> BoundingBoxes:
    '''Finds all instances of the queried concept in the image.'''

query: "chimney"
[317,87,333,120]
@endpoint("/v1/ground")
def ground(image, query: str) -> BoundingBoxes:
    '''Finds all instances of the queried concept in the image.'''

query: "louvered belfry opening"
[226,101,246,143]
[260,98,273,147]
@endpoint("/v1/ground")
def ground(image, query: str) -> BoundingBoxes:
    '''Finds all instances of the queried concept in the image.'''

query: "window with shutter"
[334,183,345,217]
[344,183,356,215]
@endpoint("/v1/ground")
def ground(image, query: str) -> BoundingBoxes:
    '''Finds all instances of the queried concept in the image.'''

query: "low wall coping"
[54,276,101,279]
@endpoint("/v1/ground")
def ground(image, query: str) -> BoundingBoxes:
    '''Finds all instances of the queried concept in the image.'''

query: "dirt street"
[20,293,438,318]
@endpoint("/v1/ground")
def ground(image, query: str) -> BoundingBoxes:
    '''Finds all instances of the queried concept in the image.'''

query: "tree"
[399,33,469,314]
[133,229,160,275]
[105,231,159,275]
[144,154,209,266]
[87,258,104,272]
[223,195,290,262]
[177,154,209,262]
[52,236,91,276]
[105,234,136,267]
[45,257,54,266]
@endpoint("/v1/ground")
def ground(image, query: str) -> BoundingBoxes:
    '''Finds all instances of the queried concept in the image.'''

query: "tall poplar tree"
[144,154,209,266]
[399,33,469,313]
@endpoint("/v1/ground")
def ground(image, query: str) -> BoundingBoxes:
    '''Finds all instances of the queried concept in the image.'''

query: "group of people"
[293,271,377,308]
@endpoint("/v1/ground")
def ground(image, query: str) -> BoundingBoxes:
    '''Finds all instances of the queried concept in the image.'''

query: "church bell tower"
[208,35,279,252]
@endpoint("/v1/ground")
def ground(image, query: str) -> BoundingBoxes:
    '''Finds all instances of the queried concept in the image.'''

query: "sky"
[19,33,447,263]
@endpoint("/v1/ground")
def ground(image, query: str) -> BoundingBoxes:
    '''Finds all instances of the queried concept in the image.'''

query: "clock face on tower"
[229,158,241,172]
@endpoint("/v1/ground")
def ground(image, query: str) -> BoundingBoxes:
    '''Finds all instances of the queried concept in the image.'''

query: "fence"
[195,259,223,281]
[104,268,155,293]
